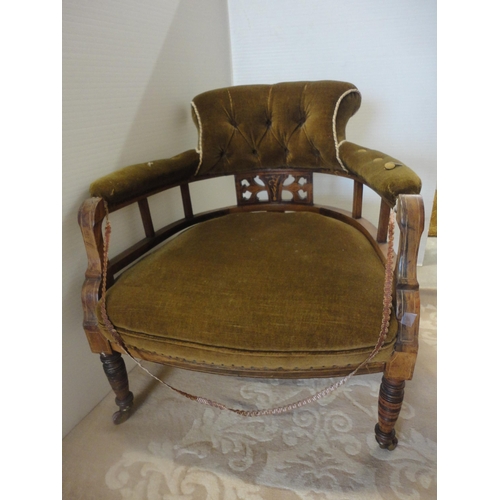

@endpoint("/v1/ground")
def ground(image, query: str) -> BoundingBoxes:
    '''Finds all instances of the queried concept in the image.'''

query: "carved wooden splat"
[235,171,313,205]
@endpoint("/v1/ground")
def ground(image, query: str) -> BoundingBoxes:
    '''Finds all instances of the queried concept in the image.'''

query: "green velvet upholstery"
[191,81,361,176]
[97,212,397,371]
[87,81,421,208]
[339,141,422,206]
[89,149,199,205]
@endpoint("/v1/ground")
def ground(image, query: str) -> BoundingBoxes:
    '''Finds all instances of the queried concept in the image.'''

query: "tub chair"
[78,81,424,450]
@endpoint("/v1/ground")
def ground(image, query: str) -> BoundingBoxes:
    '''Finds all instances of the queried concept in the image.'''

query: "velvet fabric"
[97,212,397,371]
[191,81,361,176]
[87,81,421,208]
[89,149,199,205]
[339,141,422,206]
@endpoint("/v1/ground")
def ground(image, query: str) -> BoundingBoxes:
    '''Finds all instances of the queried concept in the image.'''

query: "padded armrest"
[89,149,199,205]
[339,141,422,206]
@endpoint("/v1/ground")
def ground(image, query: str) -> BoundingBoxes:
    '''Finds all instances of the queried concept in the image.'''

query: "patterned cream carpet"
[63,289,436,499]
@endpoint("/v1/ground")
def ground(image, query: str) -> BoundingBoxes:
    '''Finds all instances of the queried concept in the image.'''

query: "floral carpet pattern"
[63,290,436,499]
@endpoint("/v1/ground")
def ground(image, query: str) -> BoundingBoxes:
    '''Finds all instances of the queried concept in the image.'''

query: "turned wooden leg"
[100,352,134,424]
[375,376,405,450]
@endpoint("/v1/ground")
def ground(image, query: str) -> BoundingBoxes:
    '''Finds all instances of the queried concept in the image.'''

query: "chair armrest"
[78,197,113,353]
[385,193,425,380]
[339,141,422,206]
[89,149,200,206]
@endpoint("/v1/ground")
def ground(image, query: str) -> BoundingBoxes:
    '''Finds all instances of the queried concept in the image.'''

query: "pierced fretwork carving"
[235,171,313,206]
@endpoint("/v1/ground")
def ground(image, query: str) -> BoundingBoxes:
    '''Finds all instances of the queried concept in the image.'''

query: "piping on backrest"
[191,82,360,176]
[191,100,203,176]
[332,88,361,173]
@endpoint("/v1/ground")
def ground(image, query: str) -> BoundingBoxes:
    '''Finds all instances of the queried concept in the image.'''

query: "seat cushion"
[97,212,397,371]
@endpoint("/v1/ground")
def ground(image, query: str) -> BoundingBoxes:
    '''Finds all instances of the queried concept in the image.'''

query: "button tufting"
[385,161,403,170]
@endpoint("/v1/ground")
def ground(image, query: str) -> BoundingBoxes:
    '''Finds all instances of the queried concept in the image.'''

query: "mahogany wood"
[102,168,361,213]
[100,352,134,424]
[377,199,391,243]
[78,197,112,353]
[375,377,405,450]
[180,183,194,219]
[352,180,363,219]
[385,194,425,380]
[137,198,155,238]
[235,170,313,206]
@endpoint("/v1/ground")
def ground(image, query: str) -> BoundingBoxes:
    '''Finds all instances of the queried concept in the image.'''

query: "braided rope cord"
[100,203,396,417]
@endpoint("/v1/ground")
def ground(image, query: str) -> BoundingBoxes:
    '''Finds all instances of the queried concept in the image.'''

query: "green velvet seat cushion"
[97,212,397,371]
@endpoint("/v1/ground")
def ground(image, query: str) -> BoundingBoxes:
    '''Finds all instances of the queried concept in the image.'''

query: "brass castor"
[100,352,134,424]
[375,424,398,450]
[375,376,405,451]
[111,391,134,425]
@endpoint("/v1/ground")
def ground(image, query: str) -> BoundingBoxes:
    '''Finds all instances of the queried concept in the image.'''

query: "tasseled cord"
[100,202,396,417]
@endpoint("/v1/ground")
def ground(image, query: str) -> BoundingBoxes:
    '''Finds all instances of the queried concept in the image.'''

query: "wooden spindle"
[181,183,194,219]
[352,180,363,219]
[138,198,155,238]
[377,199,391,243]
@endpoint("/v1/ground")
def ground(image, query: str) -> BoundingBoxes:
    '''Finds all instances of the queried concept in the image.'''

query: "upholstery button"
[385,161,403,170]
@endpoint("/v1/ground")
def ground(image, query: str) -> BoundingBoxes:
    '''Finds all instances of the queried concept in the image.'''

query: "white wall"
[62,0,232,437]
[227,0,436,258]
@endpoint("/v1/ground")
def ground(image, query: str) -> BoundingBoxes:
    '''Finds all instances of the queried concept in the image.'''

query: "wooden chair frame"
[79,167,424,450]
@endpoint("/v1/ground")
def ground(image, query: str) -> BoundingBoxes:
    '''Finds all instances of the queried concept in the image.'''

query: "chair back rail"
[78,167,406,354]
[83,168,396,279]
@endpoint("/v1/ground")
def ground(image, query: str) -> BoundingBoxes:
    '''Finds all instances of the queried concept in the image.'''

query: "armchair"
[78,81,424,450]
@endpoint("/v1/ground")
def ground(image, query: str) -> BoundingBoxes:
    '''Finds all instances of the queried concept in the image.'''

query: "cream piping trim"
[191,101,203,175]
[332,88,360,172]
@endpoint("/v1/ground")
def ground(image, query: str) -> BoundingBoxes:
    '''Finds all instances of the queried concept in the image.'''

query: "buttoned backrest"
[191,81,362,177]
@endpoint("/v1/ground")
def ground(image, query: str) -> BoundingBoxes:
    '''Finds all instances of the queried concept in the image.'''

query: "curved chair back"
[191,81,361,176]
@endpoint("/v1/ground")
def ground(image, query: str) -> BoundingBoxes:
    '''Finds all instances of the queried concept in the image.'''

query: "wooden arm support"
[78,197,113,354]
[385,194,425,380]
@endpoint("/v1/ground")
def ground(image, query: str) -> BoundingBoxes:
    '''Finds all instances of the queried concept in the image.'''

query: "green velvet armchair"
[78,81,424,450]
